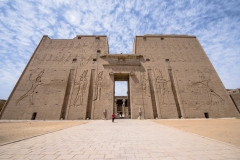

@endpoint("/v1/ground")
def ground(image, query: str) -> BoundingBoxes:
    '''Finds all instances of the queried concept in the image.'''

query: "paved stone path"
[0,119,240,160]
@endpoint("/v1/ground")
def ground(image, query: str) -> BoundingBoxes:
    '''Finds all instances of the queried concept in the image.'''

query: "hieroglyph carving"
[72,70,88,106]
[137,41,200,53]
[93,71,103,101]
[78,54,93,66]
[41,41,105,53]
[33,53,93,66]
[16,69,45,106]
[155,69,170,105]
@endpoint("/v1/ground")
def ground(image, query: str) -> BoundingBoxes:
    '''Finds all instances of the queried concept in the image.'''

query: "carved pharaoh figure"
[73,70,88,106]
[194,70,223,107]
[94,71,103,101]
[155,69,170,105]
[16,69,45,106]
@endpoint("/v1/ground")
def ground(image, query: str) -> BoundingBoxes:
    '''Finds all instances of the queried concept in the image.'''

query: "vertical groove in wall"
[86,69,95,119]
[61,69,74,119]
[168,69,182,118]
[148,69,158,118]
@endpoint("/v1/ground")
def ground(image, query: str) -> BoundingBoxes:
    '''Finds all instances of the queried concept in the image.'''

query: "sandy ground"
[0,121,88,145]
[152,118,240,147]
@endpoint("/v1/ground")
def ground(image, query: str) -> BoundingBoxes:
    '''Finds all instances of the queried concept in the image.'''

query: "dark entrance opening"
[31,112,37,120]
[204,112,209,118]
[115,98,128,118]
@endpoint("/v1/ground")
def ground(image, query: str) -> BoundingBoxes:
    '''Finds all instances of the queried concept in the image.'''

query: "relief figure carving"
[16,69,45,105]
[93,71,103,101]
[80,54,94,66]
[86,54,93,64]
[140,72,149,96]
[79,54,87,66]
[191,70,224,107]
[72,70,88,106]
[155,69,170,105]
[94,41,104,49]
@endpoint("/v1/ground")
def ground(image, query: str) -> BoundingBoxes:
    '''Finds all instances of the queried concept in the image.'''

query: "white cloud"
[0,0,239,99]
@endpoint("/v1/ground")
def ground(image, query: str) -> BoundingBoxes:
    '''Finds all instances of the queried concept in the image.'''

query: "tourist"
[112,113,115,123]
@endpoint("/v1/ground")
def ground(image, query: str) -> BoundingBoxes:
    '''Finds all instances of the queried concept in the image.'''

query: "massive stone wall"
[0,34,239,120]
[0,35,113,120]
[134,35,239,118]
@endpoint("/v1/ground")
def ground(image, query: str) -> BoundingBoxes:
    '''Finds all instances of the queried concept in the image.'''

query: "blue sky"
[0,0,240,99]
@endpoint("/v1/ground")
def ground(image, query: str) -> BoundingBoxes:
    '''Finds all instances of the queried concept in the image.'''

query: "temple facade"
[0,34,239,120]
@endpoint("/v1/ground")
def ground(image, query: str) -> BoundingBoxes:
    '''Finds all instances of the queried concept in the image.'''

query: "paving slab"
[0,119,240,160]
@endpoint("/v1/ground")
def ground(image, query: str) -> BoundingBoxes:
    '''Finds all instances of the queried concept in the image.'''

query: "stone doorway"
[114,73,131,119]
[115,96,130,118]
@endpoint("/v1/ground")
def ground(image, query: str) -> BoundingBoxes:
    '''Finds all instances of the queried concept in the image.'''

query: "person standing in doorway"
[112,113,115,123]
